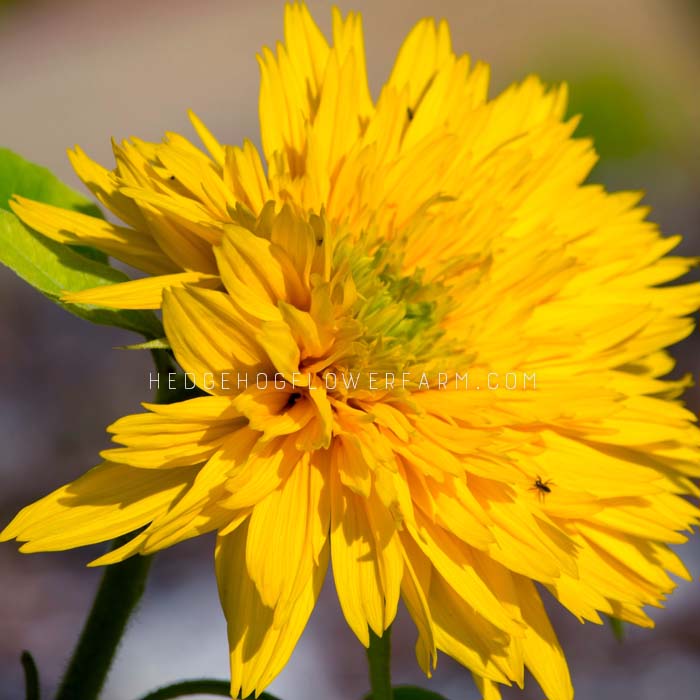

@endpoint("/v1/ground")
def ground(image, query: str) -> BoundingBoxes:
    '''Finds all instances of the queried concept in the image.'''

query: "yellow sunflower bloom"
[3,3,700,700]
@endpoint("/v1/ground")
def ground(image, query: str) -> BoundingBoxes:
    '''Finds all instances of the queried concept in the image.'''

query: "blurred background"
[1,0,700,698]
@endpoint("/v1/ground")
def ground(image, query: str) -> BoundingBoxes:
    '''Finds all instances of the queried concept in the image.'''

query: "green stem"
[136,680,281,700]
[21,651,40,700]
[54,349,181,700]
[54,537,152,700]
[150,348,176,403]
[367,627,394,700]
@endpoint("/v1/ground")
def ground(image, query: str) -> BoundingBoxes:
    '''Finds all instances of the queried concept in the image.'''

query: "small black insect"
[407,107,415,121]
[531,475,553,501]
[286,392,302,408]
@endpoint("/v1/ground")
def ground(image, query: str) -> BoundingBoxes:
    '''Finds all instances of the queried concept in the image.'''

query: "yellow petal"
[62,271,219,310]
[188,109,225,167]
[216,520,328,698]
[67,144,147,229]
[163,286,271,387]
[387,17,453,108]
[330,470,385,645]
[103,396,243,468]
[429,568,515,683]
[516,576,573,700]
[399,533,437,674]
[220,433,304,511]
[224,141,271,214]
[245,454,329,622]
[258,2,329,164]
[472,675,503,700]
[139,445,248,554]
[10,196,174,275]
[408,514,519,635]
[1,462,194,552]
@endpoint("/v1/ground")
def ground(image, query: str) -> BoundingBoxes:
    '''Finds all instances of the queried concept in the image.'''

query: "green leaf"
[0,209,162,338]
[0,147,107,263]
[0,147,163,337]
[565,70,657,161]
[607,615,626,643]
[70,244,109,264]
[365,688,451,700]
[0,147,100,216]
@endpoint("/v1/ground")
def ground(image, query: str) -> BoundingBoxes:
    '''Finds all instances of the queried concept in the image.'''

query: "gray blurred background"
[1,0,700,698]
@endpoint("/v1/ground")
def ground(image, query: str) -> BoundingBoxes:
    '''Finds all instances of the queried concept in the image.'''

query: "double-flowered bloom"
[3,4,700,699]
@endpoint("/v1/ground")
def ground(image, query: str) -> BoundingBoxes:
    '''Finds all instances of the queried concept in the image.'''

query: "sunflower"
[3,4,700,699]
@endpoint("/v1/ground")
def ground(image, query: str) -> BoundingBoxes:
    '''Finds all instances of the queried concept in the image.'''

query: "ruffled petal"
[216,519,328,698]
